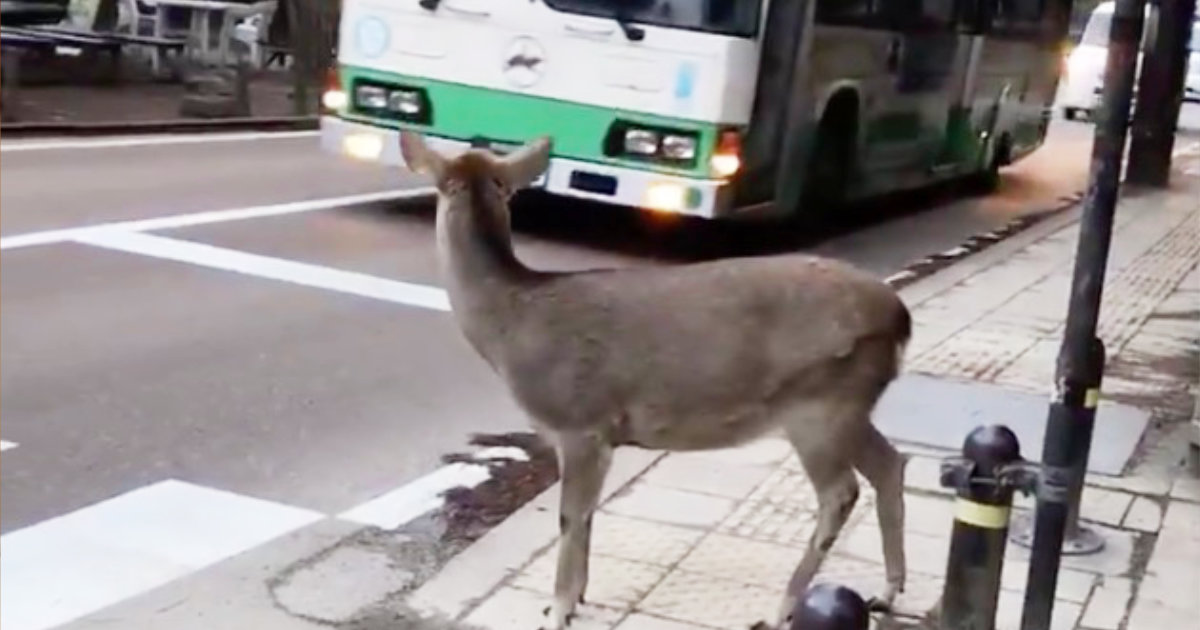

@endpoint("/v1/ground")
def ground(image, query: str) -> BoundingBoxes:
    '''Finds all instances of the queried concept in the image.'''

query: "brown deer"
[397,131,911,630]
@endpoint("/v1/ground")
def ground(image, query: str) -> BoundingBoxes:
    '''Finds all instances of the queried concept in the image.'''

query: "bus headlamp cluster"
[622,128,698,161]
[351,81,431,123]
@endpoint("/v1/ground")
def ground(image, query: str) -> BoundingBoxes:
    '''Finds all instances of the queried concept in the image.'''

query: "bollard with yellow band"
[938,425,1038,630]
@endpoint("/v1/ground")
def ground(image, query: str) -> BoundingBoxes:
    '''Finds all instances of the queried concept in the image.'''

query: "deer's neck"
[435,185,532,362]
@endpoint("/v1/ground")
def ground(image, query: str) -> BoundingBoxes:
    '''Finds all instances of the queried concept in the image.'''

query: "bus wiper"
[613,10,645,41]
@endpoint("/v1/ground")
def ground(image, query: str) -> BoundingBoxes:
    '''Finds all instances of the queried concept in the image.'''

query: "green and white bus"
[320,0,1072,220]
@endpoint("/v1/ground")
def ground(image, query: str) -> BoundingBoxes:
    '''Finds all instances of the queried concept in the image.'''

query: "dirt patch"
[438,432,559,548]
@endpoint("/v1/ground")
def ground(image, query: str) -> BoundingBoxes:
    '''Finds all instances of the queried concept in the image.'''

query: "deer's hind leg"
[545,432,612,630]
[854,424,908,609]
[775,416,862,626]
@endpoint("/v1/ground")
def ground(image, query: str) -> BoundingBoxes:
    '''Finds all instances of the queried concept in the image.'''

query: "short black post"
[1128,0,1199,187]
[1019,0,1146,627]
[938,425,1032,630]
[790,583,870,630]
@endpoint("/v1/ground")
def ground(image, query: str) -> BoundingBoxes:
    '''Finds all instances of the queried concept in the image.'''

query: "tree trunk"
[285,0,339,115]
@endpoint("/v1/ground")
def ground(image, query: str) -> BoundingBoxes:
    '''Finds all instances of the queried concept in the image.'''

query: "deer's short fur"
[398,132,911,629]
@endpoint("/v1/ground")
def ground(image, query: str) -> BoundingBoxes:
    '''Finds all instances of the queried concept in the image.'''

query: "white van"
[1057,1,1200,120]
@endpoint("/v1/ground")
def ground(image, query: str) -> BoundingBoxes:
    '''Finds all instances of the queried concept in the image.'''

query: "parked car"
[1059,1,1199,119]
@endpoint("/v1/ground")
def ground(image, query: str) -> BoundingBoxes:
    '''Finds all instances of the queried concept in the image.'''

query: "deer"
[397,131,911,630]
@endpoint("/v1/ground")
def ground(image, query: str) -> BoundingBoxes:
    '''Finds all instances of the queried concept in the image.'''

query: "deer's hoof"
[866,596,893,614]
[539,602,576,630]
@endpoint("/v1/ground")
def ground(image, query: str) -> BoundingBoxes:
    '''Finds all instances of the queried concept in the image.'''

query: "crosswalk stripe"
[0,480,325,630]
[74,231,451,311]
[1,440,17,451]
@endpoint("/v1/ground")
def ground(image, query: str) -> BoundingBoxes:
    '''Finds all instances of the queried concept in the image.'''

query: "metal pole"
[1018,0,1146,627]
[938,425,1034,630]
[790,583,870,630]
[1128,0,1199,186]
[1011,338,1107,556]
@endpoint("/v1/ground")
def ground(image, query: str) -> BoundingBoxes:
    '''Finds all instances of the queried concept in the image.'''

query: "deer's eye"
[493,177,507,191]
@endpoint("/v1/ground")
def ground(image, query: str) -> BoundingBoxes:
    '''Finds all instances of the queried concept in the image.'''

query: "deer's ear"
[499,136,551,188]
[399,131,446,180]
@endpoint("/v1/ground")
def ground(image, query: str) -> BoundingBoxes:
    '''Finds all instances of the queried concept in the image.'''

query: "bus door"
[931,1,989,171]
[866,0,960,174]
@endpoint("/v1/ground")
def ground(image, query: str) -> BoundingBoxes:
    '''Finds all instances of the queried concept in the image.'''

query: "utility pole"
[1127,0,1199,186]
[1018,0,1146,627]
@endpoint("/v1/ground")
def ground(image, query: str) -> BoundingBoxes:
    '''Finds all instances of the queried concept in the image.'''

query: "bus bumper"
[320,116,732,219]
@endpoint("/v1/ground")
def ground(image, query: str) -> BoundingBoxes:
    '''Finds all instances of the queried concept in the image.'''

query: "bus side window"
[814,0,880,26]
[991,0,1045,39]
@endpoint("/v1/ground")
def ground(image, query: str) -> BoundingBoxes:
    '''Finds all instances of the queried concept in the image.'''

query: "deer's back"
[491,254,909,443]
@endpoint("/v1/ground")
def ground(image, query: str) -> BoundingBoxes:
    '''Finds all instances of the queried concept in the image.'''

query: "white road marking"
[0,188,435,251]
[1,440,18,451]
[0,479,324,630]
[471,446,530,462]
[884,270,917,285]
[75,231,451,311]
[338,462,493,529]
[1171,140,1200,158]
[0,130,319,153]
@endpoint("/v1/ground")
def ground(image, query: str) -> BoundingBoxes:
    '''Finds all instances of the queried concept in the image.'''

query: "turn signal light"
[322,67,347,111]
[711,130,741,178]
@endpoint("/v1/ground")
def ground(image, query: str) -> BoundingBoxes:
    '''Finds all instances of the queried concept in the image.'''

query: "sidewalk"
[405,162,1200,630]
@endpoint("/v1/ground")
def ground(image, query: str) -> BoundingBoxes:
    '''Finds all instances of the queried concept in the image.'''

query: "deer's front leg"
[544,433,612,630]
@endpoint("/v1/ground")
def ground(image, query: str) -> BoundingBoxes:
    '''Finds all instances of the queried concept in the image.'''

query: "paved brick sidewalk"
[406,165,1200,630]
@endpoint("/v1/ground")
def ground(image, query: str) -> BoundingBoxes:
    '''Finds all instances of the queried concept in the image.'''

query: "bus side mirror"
[959,0,995,34]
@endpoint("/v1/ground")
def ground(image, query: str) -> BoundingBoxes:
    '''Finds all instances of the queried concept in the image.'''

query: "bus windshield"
[543,0,761,38]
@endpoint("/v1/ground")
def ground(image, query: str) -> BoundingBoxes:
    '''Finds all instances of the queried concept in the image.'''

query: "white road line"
[472,446,531,462]
[0,188,435,251]
[338,462,493,529]
[337,445,530,529]
[0,130,319,153]
[1173,140,1200,158]
[0,479,324,630]
[76,231,452,311]
[1,440,18,451]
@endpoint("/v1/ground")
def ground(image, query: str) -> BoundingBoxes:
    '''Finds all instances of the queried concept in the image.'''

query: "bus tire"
[968,133,1010,194]
[794,105,855,225]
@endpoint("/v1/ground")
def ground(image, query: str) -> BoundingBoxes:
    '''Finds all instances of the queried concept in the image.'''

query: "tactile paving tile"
[636,570,781,629]
[676,533,805,589]
[812,553,945,618]
[464,586,623,630]
[602,483,737,529]
[640,453,774,499]
[512,552,667,609]
[744,468,819,509]
[588,512,706,568]
[716,499,818,548]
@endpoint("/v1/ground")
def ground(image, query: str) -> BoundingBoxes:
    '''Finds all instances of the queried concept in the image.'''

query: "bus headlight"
[661,135,697,160]
[355,84,388,109]
[624,129,660,155]
[387,89,423,116]
[606,121,701,167]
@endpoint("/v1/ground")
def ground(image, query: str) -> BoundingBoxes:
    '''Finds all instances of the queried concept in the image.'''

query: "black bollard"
[938,425,1037,630]
[790,583,870,630]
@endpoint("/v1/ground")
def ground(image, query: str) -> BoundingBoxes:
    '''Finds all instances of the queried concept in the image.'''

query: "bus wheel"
[795,114,852,226]
[968,134,1009,194]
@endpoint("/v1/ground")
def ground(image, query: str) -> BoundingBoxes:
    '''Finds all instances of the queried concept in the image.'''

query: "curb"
[885,190,1085,298]
[0,116,319,138]
[407,447,665,623]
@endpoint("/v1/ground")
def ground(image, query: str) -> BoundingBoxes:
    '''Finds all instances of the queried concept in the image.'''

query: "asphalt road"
[8,99,1200,541]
